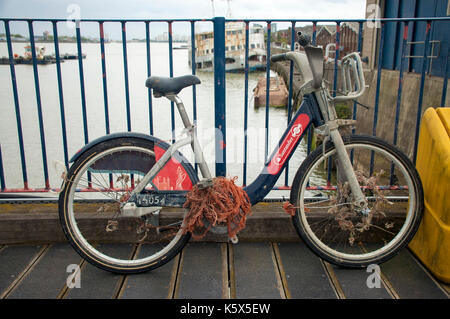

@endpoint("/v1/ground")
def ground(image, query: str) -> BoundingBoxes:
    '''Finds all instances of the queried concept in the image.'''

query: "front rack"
[332,52,367,102]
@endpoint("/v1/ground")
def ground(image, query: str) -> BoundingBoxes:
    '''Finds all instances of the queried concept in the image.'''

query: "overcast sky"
[0,0,367,39]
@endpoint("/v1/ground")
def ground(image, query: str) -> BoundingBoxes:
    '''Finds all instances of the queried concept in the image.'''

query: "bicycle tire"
[59,137,197,273]
[290,135,424,268]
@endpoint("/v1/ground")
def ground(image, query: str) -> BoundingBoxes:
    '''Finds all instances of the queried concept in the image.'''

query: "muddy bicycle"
[59,33,424,274]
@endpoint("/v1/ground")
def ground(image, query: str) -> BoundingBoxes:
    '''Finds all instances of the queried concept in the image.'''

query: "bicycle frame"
[129,46,369,211]
[129,91,324,208]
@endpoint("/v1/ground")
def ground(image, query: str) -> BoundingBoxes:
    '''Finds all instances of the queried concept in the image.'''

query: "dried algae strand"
[183,177,252,239]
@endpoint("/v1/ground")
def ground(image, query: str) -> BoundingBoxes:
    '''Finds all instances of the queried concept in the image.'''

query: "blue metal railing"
[0,16,449,193]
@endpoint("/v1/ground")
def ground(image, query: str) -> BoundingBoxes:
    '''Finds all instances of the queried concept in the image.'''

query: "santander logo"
[267,114,310,175]
[291,123,303,137]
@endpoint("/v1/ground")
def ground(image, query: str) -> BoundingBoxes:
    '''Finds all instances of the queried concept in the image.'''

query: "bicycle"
[58,33,424,274]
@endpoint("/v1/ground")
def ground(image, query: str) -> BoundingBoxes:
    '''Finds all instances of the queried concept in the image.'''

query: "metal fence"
[0,16,449,194]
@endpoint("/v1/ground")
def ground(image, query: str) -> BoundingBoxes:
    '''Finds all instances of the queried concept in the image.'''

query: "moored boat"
[253,76,289,108]
[188,22,266,72]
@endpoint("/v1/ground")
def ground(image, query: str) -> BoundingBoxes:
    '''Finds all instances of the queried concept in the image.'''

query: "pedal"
[229,235,239,244]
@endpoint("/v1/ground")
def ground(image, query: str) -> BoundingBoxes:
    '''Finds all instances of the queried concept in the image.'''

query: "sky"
[0,0,367,39]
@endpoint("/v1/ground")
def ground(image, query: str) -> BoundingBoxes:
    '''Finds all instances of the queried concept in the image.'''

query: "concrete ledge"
[0,202,301,244]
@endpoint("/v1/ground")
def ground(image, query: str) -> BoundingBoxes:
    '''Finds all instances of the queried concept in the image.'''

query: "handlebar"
[269,29,366,102]
[270,53,287,63]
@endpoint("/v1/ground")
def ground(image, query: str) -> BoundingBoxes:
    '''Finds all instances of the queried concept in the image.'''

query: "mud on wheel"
[290,135,424,268]
[59,137,197,274]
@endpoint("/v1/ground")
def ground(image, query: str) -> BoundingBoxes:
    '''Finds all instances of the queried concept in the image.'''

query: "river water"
[0,41,307,195]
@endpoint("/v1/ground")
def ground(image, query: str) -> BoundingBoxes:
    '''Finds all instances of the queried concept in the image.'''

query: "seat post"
[167,95,212,180]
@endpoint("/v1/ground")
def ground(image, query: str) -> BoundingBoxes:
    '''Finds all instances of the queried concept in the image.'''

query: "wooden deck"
[0,241,448,299]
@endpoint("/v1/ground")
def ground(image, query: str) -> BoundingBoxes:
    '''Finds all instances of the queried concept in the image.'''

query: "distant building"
[274,23,359,58]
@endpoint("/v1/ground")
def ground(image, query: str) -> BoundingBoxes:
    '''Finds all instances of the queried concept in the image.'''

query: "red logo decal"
[267,114,310,175]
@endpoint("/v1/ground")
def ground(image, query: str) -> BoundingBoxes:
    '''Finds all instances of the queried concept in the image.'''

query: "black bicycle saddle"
[145,75,201,96]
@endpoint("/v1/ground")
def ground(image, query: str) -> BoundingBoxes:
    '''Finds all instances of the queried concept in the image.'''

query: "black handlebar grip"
[297,31,311,47]
[270,53,287,63]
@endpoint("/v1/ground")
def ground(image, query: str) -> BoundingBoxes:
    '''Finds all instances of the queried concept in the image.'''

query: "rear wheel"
[59,137,197,273]
[290,135,423,267]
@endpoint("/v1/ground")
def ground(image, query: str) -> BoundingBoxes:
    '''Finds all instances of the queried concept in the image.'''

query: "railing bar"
[242,21,250,186]
[213,17,226,177]
[332,22,341,98]
[52,22,69,168]
[392,22,408,142]
[75,23,91,187]
[370,22,386,176]
[350,22,364,164]
[168,21,175,143]
[190,21,198,174]
[4,20,28,189]
[99,22,113,188]
[121,21,131,132]
[145,22,154,135]
[284,21,296,187]
[0,145,6,191]
[2,17,450,23]
[372,23,385,136]
[328,21,341,184]
[28,21,50,189]
[306,21,317,184]
[76,24,89,145]
[440,47,449,107]
[390,22,409,185]
[99,22,110,135]
[413,21,432,164]
[307,21,317,156]
[312,21,317,45]
[0,18,216,23]
[223,17,450,23]
[264,21,272,163]
[351,22,363,135]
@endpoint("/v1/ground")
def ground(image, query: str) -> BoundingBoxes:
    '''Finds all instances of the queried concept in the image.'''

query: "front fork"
[327,121,368,209]
[314,88,368,210]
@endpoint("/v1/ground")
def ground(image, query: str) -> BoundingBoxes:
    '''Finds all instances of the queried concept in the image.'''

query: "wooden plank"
[175,243,224,299]
[270,243,287,299]
[221,243,230,299]
[381,249,448,299]
[6,244,82,299]
[119,243,179,299]
[331,264,393,299]
[0,203,301,244]
[233,242,282,299]
[275,242,337,299]
[0,245,45,298]
[64,244,135,299]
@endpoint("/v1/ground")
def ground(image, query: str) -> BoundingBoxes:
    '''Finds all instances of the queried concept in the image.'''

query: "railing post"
[0,144,5,191]
[214,17,226,177]
[413,21,432,164]
[4,20,28,189]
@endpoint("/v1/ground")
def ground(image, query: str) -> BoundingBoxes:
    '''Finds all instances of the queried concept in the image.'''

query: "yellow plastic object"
[409,107,450,283]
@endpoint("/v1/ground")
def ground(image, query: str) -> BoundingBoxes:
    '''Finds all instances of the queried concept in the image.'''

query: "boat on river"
[253,76,289,108]
[188,22,266,72]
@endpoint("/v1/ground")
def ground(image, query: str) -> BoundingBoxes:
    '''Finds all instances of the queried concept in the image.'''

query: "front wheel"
[290,135,424,267]
[59,137,197,273]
